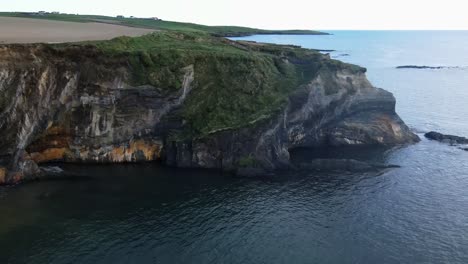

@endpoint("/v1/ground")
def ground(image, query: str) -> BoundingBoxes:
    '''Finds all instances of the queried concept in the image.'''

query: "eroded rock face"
[0,45,193,183]
[0,166,6,184]
[286,69,417,147]
[165,68,419,172]
[0,44,418,184]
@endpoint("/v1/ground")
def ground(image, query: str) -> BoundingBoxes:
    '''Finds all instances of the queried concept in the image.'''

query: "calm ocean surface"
[1,31,468,264]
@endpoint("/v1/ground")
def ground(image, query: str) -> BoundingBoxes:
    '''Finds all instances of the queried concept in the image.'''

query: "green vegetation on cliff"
[0,12,327,37]
[79,31,361,137]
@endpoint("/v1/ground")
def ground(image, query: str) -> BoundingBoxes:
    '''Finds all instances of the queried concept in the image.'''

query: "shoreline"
[0,12,328,38]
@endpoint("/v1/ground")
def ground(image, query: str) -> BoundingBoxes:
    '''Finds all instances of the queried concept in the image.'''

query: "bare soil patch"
[0,17,155,44]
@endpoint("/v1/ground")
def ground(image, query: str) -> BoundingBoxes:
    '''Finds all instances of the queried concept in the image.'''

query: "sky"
[2,0,468,30]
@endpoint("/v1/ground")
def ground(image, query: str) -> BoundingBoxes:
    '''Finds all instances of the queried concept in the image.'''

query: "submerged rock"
[297,159,400,172]
[41,166,64,175]
[425,131,468,145]
[333,53,350,58]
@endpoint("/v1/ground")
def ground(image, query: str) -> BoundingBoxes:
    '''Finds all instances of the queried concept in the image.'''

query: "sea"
[1,31,468,264]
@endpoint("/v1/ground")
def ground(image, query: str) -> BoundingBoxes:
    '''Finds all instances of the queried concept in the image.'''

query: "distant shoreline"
[213,31,330,37]
[0,12,328,38]
[396,65,466,70]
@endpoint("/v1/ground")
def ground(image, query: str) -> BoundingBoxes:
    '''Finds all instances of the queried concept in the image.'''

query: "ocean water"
[1,31,468,264]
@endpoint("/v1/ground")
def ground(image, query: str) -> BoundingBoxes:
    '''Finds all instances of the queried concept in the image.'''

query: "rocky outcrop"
[425,131,468,145]
[0,44,194,183]
[396,65,465,70]
[0,37,418,184]
[165,67,419,174]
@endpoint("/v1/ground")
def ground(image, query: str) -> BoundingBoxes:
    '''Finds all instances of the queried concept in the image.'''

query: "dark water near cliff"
[1,31,468,263]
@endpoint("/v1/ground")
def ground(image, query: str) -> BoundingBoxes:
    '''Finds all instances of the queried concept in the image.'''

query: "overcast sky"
[3,0,468,30]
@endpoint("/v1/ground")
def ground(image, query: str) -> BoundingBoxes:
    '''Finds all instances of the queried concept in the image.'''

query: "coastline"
[0,12,328,38]
[0,30,416,184]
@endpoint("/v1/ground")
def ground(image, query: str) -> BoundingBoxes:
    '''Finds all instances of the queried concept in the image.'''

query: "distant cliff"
[0,32,418,184]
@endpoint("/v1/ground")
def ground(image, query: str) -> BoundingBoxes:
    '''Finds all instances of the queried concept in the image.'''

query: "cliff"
[0,32,419,184]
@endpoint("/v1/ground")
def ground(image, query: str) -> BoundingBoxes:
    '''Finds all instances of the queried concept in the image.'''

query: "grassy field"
[0,12,327,37]
[68,31,352,136]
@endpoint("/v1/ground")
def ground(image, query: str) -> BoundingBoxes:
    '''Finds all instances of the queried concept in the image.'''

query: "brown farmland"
[0,17,155,44]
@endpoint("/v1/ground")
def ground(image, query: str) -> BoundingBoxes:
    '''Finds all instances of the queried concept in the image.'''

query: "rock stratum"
[0,32,419,184]
[424,131,468,152]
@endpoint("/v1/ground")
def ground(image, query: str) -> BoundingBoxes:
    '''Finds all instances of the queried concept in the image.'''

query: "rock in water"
[0,32,418,184]
[397,65,444,69]
[396,65,462,69]
[41,166,64,175]
[425,131,468,145]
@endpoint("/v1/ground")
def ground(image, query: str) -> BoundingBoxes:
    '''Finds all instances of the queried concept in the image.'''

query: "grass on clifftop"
[89,31,253,90]
[79,31,359,137]
[0,12,327,37]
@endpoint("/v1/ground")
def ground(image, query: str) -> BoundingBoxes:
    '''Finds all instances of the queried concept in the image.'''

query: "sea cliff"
[0,32,418,184]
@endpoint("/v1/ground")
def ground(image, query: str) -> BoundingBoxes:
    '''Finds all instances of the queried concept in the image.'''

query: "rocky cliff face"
[165,68,419,172]
[0,35,418,184]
